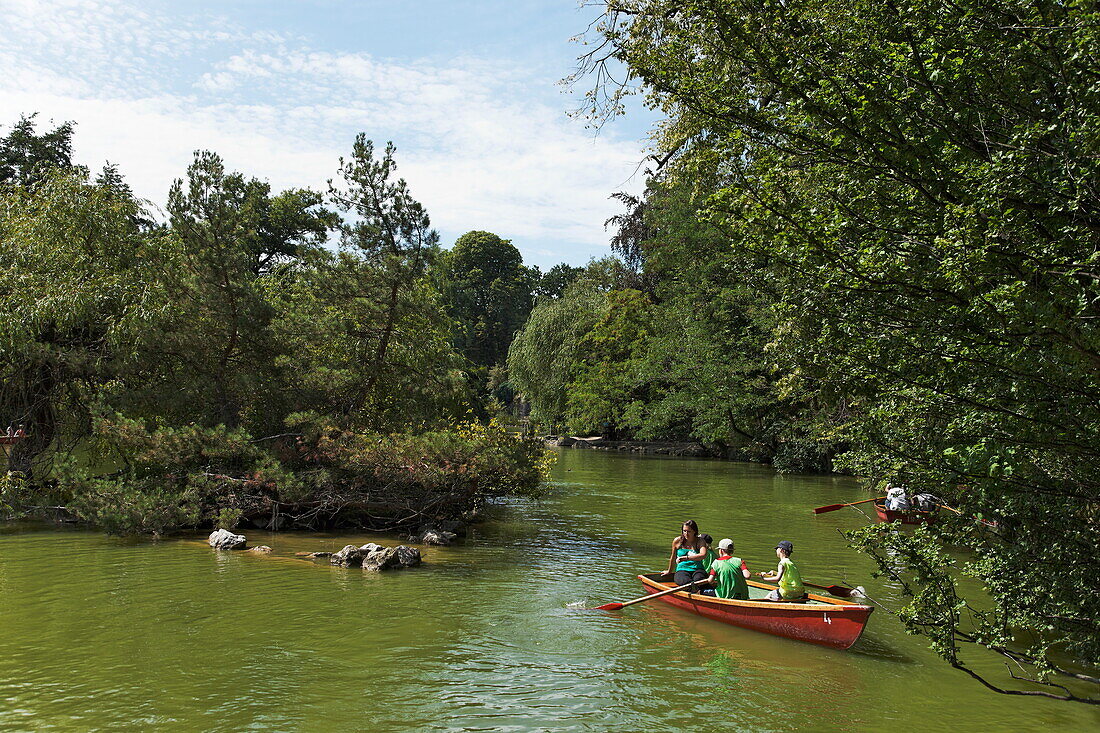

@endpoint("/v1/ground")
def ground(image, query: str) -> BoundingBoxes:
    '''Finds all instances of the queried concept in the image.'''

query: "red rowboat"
[637,573,873,649]
[873,499,937,525]
[0,436,22,446]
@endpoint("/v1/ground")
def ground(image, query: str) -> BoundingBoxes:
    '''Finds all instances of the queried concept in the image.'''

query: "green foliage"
[160,151,334,432]
[577,0,1100,700]
[0,114,73,186]
[0,166,173,479]
[0,471,26,517]
[566,289,652,435]
[534,263,584,300]
[1,125,549,534]
[57,410,550,534]
[265,249,470,431]
[508,264,613,428]
[435,231,537,373]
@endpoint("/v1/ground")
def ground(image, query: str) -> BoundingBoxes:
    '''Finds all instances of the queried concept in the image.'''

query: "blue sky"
[1,0,656,269]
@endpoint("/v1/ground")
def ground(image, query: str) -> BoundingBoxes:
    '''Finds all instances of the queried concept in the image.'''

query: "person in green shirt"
[700,534,718,572]
[759,540,805,600]
[705,538,751,600]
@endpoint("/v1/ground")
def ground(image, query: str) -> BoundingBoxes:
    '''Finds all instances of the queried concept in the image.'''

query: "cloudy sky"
[1,0,655,268]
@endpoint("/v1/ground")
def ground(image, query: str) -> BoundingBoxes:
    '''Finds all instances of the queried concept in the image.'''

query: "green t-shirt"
[709,556,749,600]
[702,547,717,572]
[778,556,804,599]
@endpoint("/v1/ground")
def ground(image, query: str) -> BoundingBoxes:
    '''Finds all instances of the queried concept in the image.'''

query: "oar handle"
[618,580,700,608]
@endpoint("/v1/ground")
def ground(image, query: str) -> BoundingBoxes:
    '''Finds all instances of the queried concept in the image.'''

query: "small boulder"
[418,528,457,546]
[248,545,273,554]
[420,520,465,537]
[361,545,421,572]
[330,544,365,567]
[208,529,247,550]
[360,546,398,572]
[395,545,421,568]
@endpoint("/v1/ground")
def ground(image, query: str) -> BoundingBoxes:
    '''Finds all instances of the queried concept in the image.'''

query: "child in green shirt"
[759,540,805,600]
[705,538,751,599]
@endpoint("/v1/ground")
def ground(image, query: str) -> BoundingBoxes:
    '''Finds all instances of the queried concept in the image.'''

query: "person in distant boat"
[700,533,717,572]
[4,426,11,437]
[667,519,708,591]
[884,483,910,511]
[14,425,25,438]
[703,538,751,600]
[758,540,805,601]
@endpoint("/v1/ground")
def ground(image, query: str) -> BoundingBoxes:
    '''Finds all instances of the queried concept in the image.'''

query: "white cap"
[718,538,734,551]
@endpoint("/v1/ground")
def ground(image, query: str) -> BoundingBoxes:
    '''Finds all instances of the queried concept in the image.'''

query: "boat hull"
[873,499,936,525]
[637,574,872,649]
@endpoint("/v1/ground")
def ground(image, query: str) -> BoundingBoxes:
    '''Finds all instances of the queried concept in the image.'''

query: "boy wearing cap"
[705,538,751,600]
[759,540,805,601]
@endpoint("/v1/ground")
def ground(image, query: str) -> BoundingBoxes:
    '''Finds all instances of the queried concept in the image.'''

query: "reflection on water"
[1,449,1098,731]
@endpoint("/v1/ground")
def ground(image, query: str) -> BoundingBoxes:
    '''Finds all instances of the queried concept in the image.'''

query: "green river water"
[2,448,1098,731]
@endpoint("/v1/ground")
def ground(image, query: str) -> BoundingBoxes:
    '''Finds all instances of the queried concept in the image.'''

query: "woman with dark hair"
[666,520,709,590]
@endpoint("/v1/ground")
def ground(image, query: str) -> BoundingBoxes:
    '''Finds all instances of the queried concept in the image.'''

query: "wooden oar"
[594,580,699,611]
[812,496,884,514]
[803,581,863,599]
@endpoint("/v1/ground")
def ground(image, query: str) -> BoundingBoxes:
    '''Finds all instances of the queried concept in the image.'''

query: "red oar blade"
[812,503,845,514]
[821,585,854,598]
[594,602,624,611]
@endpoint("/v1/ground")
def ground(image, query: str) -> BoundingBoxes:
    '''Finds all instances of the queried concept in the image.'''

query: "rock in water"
[248,546,273,554]
[360,546,398,571]
[418,528,457,546]
[361,545,421,572]
[330,544,365,567]
[395,545,421,568]
[208,529,247,550]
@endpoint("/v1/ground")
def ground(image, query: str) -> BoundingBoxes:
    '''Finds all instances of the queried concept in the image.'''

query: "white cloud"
[0,0,649,263]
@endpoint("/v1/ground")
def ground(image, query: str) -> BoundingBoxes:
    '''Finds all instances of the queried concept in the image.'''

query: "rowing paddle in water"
[802,581,866,599]
[812,496,884,515]
[594,580,699,611]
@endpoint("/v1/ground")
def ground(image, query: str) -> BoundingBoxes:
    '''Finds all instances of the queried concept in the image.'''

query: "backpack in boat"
[911,493,941,511]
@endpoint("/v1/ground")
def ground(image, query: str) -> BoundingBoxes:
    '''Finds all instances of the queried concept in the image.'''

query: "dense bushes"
[15,413,551,534]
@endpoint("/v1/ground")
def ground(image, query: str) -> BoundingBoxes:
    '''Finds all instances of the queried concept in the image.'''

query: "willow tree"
[581,0,1100,701]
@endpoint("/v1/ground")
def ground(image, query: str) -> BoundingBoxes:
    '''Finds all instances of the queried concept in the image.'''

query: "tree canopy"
[1,127,548,534]
[559,0,1100,702]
